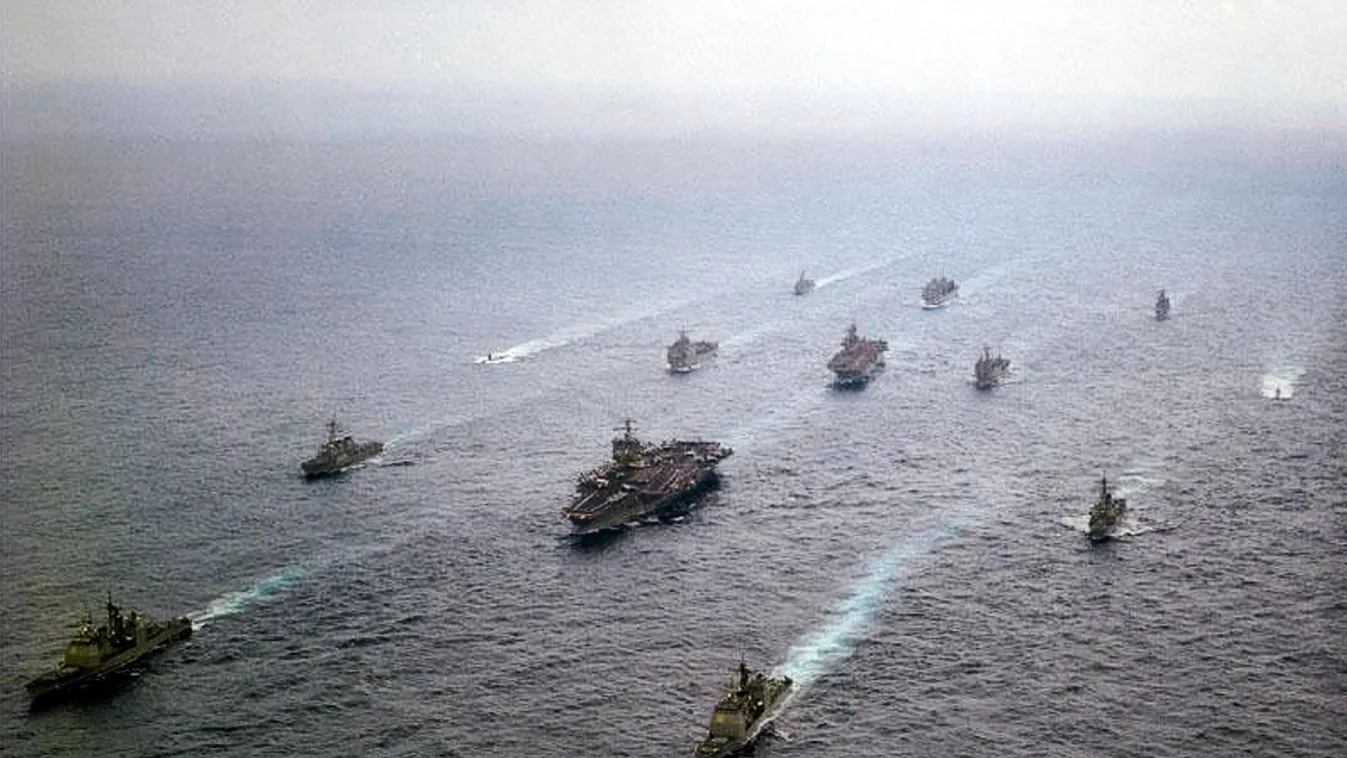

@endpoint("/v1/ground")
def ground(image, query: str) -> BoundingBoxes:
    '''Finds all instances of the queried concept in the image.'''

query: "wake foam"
[1259,364,1304,400]
[776,521,961,688]
[814,259,892,290]
[191,568,306,629]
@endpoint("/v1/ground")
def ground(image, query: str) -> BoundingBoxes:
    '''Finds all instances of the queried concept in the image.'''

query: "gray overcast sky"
[5,1,1346,134]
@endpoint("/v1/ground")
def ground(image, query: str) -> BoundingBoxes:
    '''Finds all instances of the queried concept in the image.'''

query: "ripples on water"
[1,139,1344,757]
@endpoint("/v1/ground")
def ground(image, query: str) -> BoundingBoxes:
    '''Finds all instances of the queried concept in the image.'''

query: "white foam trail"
[190,568,306,629]
[1259,365,1304,400]
[814,259,892,289]
[776,521,962,688]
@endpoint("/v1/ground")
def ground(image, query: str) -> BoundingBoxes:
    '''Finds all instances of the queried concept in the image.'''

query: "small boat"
[793,271,815,295]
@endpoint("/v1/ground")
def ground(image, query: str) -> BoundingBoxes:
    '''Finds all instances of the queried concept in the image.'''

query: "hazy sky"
[5,1,1346,135]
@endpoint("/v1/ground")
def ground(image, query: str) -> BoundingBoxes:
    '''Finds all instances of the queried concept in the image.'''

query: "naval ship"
[667,331,719,373]
[793,270,815,295]
[301,418,383,478]
[1155,289,1171,320]
[1087,474,1128,542]
[920,275,959,309]
[562,420,733,534]
[693,661,794,758]
[827,323,888,388]
[974,346,1011,389]
[26,596,192,709]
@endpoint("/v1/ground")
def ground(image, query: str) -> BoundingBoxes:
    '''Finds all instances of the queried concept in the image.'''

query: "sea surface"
[1,135,1344,757]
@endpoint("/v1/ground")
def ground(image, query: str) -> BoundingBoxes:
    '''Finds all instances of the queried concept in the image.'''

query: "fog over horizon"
[4,1,1346,140]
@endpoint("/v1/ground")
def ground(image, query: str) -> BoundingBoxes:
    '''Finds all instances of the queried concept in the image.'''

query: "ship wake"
[190,568,306,629]
[775,520,963,690]
[1259,364,1304,400]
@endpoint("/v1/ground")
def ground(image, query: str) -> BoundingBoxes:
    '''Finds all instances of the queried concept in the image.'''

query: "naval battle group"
[27,273,1173,755]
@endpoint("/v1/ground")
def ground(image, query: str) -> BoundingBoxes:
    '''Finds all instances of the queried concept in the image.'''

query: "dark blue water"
[2,137,1344,757]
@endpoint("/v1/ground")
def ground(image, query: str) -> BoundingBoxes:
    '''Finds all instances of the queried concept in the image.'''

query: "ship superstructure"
[563,420,732,534]
[1155,289,1170,320]
[827,324,888,388]
[793,270,815,295]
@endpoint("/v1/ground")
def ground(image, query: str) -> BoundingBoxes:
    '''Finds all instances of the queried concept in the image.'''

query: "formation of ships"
[23,269,1173,750]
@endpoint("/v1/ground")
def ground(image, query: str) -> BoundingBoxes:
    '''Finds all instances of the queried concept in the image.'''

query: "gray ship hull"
[26,617,193,709]
[567,469,721,534]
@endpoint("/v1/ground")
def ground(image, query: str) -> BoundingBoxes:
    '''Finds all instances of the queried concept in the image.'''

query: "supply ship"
[827,324,888,388]
[920,275,959,309]
[562,420,733,534]
[974,346,1011,389]
[26,597,192,709]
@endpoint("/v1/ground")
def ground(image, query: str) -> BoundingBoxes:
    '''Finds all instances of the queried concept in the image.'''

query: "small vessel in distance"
[1087,474,1128,542]
[793,270,815,295]
[920,275,959,309]
[1155,289,1171,320]
[26,596,192,708]
[827,323,888,388]
[693,661,794,758]
[667,331,719,373]
[301,418,384,478]
[974,346,1011,389]
[563,420,733,535]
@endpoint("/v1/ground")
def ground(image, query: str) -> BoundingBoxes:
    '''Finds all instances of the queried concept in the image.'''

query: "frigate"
[1087,474,1128,542]
[301,419,383,478]
[1155,289,1171,320]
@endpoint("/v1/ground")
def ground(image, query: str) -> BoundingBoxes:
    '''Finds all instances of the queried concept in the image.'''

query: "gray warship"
[793,270,815,295]
[667,331,719,373]
[693,661,794,758]
[974,346,1011,389]
[920,275,958,309]
[827,323,888,388]
[1155,289,1171,320]
[26,596,192,708]
[562,420,733,534]
[1087,474,1128,542]
[301,418,384,478]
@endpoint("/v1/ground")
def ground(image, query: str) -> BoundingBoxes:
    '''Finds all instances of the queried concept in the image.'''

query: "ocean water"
[1,136,1344,757]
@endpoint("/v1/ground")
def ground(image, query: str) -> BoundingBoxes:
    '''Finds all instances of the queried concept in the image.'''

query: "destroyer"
[793,270,815,295]
[563,420,732,534]
[1155,289,1170,320]
[301,418,383,478]
[667,331,719,373]
[827,323,888,388]
[693,661,794,758]
[26,596,192,708]
[1087,474,1128,542]
[974,346,1011,389]
[920,275,958,309]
